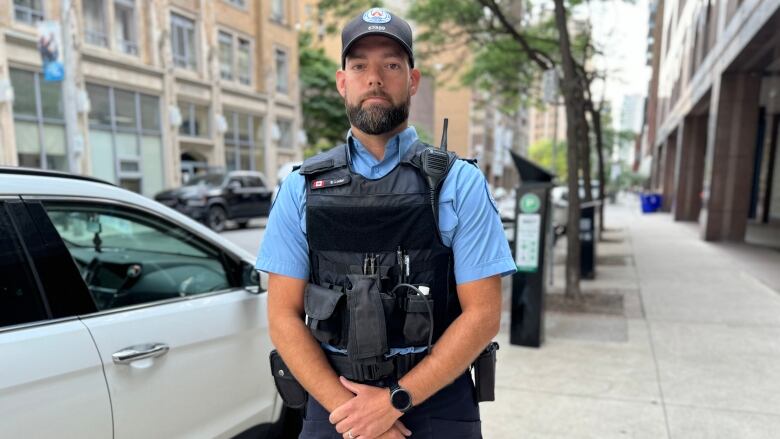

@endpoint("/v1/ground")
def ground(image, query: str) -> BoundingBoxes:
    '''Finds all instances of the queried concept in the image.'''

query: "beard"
[345,91,410,135]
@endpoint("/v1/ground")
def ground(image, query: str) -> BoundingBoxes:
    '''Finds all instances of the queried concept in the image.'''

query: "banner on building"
[37,21,64,82]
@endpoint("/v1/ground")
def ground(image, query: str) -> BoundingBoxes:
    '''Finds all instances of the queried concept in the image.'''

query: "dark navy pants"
[299,372,481,439]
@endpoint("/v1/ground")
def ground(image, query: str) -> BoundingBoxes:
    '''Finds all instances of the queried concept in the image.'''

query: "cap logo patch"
[363,8,391,24]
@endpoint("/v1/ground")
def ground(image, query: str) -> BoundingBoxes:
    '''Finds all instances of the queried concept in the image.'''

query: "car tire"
[207,206,228,232]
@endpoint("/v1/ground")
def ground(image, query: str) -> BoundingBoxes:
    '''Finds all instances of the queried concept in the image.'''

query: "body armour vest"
[299,141,463,366]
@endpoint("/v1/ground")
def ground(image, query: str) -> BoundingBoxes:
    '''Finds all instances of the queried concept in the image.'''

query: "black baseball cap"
[341,8,414,69]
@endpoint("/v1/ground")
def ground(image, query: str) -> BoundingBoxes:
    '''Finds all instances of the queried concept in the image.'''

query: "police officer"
[257,8,515,439]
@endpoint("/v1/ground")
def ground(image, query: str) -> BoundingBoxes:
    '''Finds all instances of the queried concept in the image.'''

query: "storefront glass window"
[86,83,163,197]
[179,102,210,138]
[10,68,67,171]
[224,110,262,172]
[87,84,112,126]
[10,69,35,116]
[140,95,160,131]
[114,89,137,129]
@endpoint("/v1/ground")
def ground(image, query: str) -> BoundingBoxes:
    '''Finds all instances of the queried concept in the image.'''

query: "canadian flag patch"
[311,175,351,190]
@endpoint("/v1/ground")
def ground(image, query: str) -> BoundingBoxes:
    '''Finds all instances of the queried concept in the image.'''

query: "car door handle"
[112,343,170,365]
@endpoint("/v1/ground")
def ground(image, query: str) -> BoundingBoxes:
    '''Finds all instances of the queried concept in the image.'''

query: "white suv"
[0,167,288,438]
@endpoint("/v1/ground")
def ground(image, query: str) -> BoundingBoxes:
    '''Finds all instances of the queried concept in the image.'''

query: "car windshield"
[185,174,224,187]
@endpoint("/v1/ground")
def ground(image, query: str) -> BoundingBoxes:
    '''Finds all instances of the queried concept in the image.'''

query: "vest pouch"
[345,274,388,360]
[304,283,345,346]
[403,293,434,346]
[269,349,308,409]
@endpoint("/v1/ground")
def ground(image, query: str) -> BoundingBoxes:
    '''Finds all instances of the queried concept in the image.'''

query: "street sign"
[520,193,541,213]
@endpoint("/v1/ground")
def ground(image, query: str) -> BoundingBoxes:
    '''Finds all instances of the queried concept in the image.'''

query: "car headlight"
[185,197,208,207]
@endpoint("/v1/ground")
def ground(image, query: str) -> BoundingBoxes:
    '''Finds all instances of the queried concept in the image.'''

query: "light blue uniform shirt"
[256,126,516,354]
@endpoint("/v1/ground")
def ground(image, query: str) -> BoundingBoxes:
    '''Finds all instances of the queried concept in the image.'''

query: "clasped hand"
[329,377,412,439]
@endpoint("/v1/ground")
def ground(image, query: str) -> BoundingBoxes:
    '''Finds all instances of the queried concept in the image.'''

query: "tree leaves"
[299,32,350,156]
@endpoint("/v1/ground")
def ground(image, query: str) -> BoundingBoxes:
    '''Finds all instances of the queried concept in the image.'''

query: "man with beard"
[257,8,515,439]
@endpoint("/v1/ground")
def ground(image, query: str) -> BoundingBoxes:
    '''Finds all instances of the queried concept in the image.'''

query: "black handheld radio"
[420,118,450,226]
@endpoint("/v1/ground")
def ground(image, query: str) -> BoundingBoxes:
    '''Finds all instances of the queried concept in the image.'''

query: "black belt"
[326,351,427,382]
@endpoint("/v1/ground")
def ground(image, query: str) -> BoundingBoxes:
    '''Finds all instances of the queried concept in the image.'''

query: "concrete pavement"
[483,198,780,438]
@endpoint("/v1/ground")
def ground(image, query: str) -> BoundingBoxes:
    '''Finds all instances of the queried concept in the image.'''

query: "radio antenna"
[439,118,448,152]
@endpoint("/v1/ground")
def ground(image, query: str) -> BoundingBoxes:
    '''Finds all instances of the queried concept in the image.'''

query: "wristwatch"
[388,379,413,413]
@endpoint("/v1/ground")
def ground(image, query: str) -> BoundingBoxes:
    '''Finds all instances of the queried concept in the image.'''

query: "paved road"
[220,218,266,257]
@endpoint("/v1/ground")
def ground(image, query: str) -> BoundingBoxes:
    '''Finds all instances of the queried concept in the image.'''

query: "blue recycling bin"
[640,193,663,213]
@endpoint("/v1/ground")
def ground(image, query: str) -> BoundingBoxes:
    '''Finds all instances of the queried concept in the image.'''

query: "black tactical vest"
[299,140,461,368]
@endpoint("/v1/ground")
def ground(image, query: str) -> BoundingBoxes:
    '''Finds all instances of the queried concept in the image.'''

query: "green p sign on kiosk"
[508,153,554,348]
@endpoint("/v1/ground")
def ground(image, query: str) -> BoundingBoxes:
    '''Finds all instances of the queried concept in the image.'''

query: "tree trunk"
[590,106,607,234]
[553,0,584,300]
[581,119,594,203]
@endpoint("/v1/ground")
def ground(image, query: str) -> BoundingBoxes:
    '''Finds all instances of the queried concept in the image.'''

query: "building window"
[114,0,138,55]
[179,102,210,138]
[171,13,197,70]
[237,38,251,85]
[10,68,68,171]
[86,83,164,196]
[13,0,44,24]
[276,119,292,149]
[218,31,234,80]
[83,0,109,47]
[218,31,253,86]
[224,111,263,171]
[225,0,246,8]
[271,0,285,23]
[275,48,288,93]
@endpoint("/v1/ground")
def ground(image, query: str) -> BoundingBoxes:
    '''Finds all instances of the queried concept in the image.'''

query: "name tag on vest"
[311,175,351,190]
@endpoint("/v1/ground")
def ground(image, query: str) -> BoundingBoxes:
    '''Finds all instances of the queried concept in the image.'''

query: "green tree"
[316,0,384,34]
[409,0,590,299]
[529,139,568,180]
[299,32,349,157]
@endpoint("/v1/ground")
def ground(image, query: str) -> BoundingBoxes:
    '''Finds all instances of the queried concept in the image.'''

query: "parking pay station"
[508,152,555,348]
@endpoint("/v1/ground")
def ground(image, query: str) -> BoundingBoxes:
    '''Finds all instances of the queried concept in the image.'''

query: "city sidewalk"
[483,198,780,438]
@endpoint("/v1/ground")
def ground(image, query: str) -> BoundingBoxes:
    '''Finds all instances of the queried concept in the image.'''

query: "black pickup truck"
[155,171,272,232]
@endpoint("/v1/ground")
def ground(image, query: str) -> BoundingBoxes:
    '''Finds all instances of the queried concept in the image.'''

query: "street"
[221,218,268,257]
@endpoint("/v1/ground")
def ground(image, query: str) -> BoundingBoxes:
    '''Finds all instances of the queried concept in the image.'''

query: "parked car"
[0,167,295,438]
[551,182,603,239]
[272,161,303,205]
[155,171,273,232]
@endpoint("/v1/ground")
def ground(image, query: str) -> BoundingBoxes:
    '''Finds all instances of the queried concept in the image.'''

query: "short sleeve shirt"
[257,126,516,284]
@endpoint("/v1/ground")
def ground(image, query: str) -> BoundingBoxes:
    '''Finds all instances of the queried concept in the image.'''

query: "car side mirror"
[241,261,265,294]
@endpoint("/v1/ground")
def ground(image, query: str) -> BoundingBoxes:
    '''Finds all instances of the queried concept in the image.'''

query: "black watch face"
[391,389,412,411]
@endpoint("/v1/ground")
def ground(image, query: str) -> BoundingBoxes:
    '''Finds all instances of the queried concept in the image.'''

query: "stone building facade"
[0,0,302,196]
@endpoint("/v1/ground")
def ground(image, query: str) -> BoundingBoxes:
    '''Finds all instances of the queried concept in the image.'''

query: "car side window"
[228,177,244,188]
[43,203,233,311]
[245,176,264,188]
[0,201,48,328]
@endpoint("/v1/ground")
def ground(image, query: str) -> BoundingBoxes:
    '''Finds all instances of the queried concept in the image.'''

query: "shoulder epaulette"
[299,144,349,176]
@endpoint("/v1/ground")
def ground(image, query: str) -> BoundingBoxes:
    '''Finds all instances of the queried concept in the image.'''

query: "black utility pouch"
[402,293,433,346]
[269,350,308,409]
[345,274,388,360]
[473,341,499,402]
[304,283,345,346]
